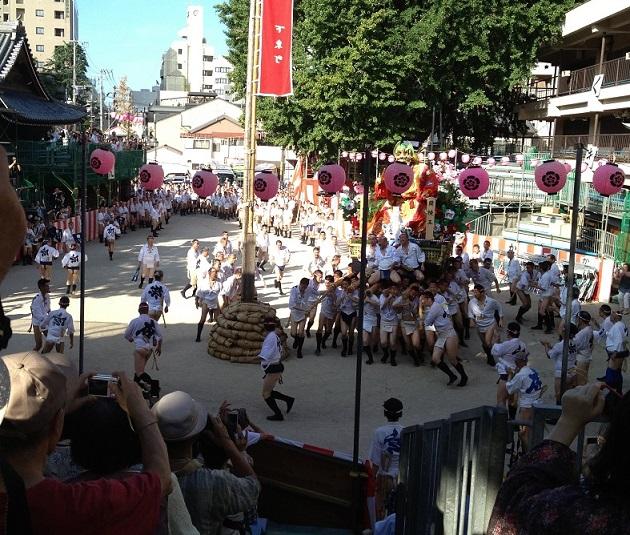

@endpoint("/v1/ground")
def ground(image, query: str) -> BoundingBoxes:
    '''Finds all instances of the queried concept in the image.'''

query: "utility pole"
[99,69,105,131]
[72,39,77,104]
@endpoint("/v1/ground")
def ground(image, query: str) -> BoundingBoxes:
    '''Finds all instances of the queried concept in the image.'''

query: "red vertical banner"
[257,0,293,97]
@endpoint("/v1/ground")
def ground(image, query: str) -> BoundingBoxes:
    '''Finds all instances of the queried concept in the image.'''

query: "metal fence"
[396,406,508,535]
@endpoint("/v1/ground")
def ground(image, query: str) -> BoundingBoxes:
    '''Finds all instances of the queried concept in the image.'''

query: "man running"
[141,269,171,323]
[30,278,50,351]
[34,239,59,280]
[181,239,200,299]
[288,278,310,358]
[271,240,291,296]
[468,284,503,366]
[137,235,160,289]
[61,242,85,295]
[124,302,163,380]
[103,219,121,261]
[40,295,74,354]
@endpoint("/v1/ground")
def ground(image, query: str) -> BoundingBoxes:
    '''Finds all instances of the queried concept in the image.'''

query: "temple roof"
[0,23,85,125]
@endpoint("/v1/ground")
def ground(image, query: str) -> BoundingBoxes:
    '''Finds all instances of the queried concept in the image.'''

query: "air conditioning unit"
[561,70,571,77]
[625,51,630,60]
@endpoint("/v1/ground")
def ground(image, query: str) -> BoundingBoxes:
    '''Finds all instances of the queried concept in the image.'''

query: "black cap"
[383,398,403,414]
[577,310,591,322]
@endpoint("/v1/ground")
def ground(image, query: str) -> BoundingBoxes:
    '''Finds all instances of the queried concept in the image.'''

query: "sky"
[78,0,228,91]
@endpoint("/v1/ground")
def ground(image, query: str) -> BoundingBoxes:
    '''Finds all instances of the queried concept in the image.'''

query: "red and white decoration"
[192,170,219,198]
[534,159,567,195]
[257,0,294,96]
[383,162,414,195]
[458,166,490,199]
[139,163,164,191]
[89,149,115,175]
[592,162,625,197]
[254,170,280,201]
[317,164,346,194]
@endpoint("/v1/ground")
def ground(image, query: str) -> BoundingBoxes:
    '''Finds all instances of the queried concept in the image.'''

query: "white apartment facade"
[160,5,234,101]
[0,0,77,68]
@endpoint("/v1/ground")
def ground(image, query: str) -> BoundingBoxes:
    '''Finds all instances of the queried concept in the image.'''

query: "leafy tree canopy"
[217,0,575,156]
[43,41,90,105]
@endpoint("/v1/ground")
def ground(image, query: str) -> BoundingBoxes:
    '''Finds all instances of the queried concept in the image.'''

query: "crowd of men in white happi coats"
[24,177,628,443]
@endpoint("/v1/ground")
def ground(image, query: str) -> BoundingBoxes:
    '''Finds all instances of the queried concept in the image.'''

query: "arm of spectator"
[0,149,29,282]
[112,371,172,497]
[210,415,256,479]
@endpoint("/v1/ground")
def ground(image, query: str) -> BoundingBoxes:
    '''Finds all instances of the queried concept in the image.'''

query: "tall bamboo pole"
[241,0,261,302]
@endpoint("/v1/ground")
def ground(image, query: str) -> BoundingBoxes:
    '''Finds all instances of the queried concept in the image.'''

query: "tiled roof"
[0,89,85,125]
[0,22,85,125]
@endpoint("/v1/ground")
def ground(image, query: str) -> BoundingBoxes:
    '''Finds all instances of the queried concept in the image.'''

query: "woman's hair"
[67,398,141,475]
[585,390,630,495]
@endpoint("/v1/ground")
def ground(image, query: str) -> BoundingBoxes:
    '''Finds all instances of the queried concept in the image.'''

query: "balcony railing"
[529,134,630,163]
[557,56,630,95]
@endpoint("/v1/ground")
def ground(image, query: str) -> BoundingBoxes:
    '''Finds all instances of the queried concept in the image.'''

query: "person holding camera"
[152,391,260,534]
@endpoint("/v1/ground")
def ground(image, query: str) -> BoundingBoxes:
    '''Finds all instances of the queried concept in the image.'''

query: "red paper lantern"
[139,163,165,191]
[458,165,490,199]
[254,170,279,201]
[439,152,448,161]
[534,159,567,195]
[448,149,457,159]
[487,157,496,166]
[563,162,572,173]
[461,154,470,164]
[192,169,219,198]
[501,156,510,164]
[592,162,625,197]
[383,162,414,195]
[317,164,346,194]
[90,148,115,175]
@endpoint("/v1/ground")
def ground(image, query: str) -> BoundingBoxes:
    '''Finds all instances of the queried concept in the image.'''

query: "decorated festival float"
[336,141,472,269]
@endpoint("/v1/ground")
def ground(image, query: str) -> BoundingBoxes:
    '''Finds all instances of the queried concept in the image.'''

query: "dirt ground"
[0,212,612,457]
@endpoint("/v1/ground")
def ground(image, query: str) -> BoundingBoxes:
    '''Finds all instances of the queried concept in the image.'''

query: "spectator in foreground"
[0,353,172,534]
[488,384,630,534]
[152,391,260,534]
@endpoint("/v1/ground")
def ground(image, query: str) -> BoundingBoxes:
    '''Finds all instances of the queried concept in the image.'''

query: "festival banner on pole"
[257,0,293,97]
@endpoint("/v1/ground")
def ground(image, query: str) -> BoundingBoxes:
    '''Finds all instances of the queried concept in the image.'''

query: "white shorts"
[380,319,398,333]
[435,328,457,349]
[134,341,154,352]
[401,320,418,336]
[576,353,592,364]
[363,316,377,333]
[46,334,63,344]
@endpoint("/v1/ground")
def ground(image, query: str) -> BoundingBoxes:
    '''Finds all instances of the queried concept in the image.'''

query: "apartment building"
[0,0,77,69]
[519,0,630,164]
[159,5,234,101]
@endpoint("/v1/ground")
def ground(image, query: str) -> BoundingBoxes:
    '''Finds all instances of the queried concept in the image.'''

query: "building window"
[36,61,44,69]
[212,142,220,152]
[2,14,8,22]
[54,28,64,37]
[203,70,213,77]
[216,77,229,84]
[193,139,210,149]
[35,26,44,35]
[54,10,64,19]
[36,44,44,52]
[177,63,183,70]
[35,8,44,16]
[177,48,182,54]
[16,0,23,4]
[203,55,213,62]
[203,84,213,90]
[216,66,231,73]
[16,8,24,19]
[215,88,224,95]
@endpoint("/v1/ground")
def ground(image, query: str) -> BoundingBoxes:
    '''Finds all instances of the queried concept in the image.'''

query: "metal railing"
[467,212,493,236]
[528,134,630,163]
[396,406,508,535]
[557,56,630,95]
[579,226,618,258]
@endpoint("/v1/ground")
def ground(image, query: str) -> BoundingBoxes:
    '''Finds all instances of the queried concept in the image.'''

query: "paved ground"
[0,212,612,457]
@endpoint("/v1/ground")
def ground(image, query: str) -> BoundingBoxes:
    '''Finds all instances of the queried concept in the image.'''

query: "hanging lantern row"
[254,170,280,201]
[90,148,116,175]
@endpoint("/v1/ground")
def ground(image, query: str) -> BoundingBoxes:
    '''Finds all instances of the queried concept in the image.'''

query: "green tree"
[217,0,575,155]
[43,41,90,104]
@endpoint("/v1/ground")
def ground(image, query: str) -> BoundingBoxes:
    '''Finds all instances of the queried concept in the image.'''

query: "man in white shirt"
[181,239,200,299]
[103,221,121,261]
[599,309,628,394]
[468,284,503,366]
[34,239,59,281]
[481,240,493,261]
[137,235,160,289]
[41,295,74,354]
[61,220,77,253]
[468,259,499,295]
[394,232,425,282]
[30,278,51,351]
[454,244,470,270]
[303,247,326,278]
[505,351,543,447]
[288,278,310,358]
[256,225,270,271]
[124,302,163,379]
[61,242,85,295]
[504,249,521,305]
[141,270,171,322]
[272,240,291,296]
[368,235,401,285]
[368,398,404,521]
